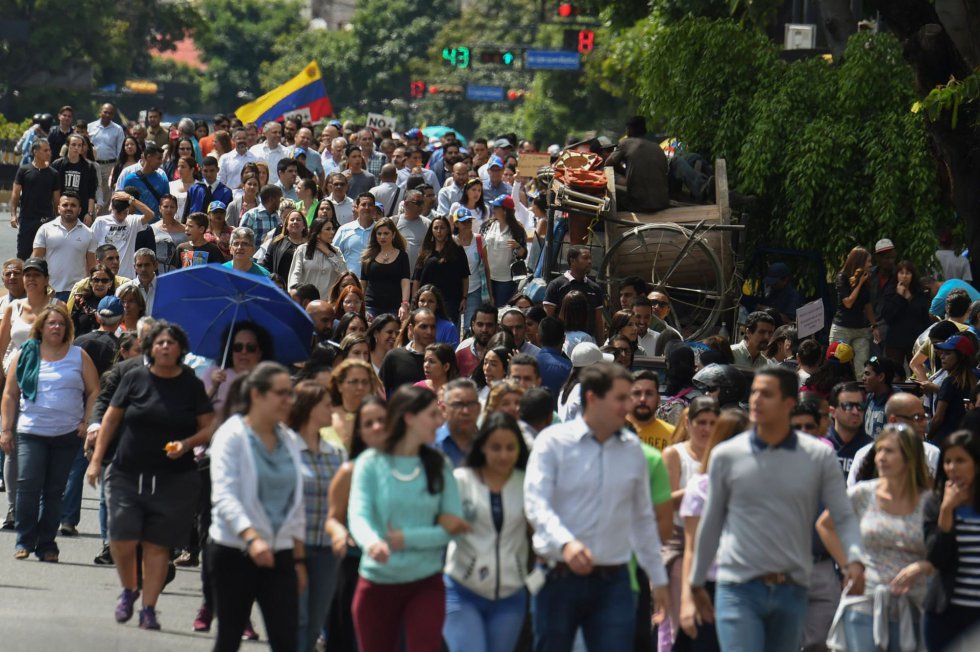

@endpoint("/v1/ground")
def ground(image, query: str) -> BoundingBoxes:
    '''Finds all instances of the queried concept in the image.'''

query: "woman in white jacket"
[208,361,307,652]
[443,411,530,652]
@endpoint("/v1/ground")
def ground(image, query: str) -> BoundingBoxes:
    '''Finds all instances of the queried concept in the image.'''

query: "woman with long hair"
[482,380,524,423]
[608,309,645,356]
[207,362,306,650]
[677,408,749,651]
[830,246,877,374]
[83,321,211,630]
[361,217,411,320]
[660,396,720,652]
[922,430,980,650]
[325,396,388,652]
[929,334,978,444]
[337,334,371,366]
[413,215,470,324]
[450,177,487,228]
[559,290,594,356]
[366,313,400,375]
[453,208,491,328]
[881,260,933,372]
[471,345,515,404]
[817,423,934,651]
[69,264,115,336]
[116,285,145,334]
[262,209,308,281]
[333,312,368,343]
[418,343,459,394]
[481,195,527,308]
[169,155,199,218]
[226,172,260,228]
[288,380,347,652]
[414,284,460,347]
[297,178,322,225]
[163,137,195,180]
[212,130,233,160]
[329,360,382,451]
[288,216,347,299]
[443,412,529,652]
[110,136,143,189]
[348,386,464,652]
[328,273,362,309]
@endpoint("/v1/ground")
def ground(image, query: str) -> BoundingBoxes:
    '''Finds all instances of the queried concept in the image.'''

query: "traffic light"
[442,47,470,69]
[563,29,595,54]
[409,80,426,99]
[428,84,464,98]
[479,49,516,66]
[506,89,526,102]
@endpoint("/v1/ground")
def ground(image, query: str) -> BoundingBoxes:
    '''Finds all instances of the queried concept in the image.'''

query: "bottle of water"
[718,321,730,341]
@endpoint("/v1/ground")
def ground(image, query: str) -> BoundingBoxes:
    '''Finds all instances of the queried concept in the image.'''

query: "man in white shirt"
[395,190,430,275]
[323,137,347,175]
[87,103,126,209]
[847,393,940,486]
[935,231,972,282]
[248,121,286,174]
[396,146,439,189]
[32,192,96,300]
[333,193,377,277]
[326,172,355,225]
[732,311,775,370]
[91,190,155,279]
[117,248,159,314]
[217,130,259,190]
[525,361,669,650]
[437,162,469,216]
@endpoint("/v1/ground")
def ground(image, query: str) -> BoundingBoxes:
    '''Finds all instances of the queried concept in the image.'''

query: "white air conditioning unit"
[784,24,816,50]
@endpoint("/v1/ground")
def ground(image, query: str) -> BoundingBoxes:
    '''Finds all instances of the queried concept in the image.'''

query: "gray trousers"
[803,558,841,652]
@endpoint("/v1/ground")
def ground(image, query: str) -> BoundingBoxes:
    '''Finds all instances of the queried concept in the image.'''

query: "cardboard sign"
[366,113,398,132]
[796,299,825,338]
[517,152,552,178]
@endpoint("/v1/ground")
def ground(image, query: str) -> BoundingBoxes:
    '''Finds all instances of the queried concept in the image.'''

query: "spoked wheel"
[599,223,725,341]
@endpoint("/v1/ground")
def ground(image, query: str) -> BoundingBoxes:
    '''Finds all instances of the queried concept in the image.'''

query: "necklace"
[379,248,394,263]
[390,463,421,482]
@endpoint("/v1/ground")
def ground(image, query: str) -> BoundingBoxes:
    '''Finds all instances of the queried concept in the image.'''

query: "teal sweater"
[349,449,462,584]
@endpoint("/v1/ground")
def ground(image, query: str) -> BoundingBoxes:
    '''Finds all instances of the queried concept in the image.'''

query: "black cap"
[23,257,48,276]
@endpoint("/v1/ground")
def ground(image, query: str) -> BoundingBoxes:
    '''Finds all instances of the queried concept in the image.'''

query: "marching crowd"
[1,104,978,652]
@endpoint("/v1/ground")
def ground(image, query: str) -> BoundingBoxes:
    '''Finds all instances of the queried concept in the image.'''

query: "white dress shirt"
[248,142,287,175]
[218,149,260,189]
[524,417,668,586]
[87,120,125,162]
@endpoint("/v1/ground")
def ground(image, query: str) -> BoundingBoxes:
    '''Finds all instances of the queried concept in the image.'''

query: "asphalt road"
[0,483,269,650]
[0,206,20,264]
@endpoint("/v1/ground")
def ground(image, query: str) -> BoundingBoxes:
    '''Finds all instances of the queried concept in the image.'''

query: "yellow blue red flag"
[235,61,333,125]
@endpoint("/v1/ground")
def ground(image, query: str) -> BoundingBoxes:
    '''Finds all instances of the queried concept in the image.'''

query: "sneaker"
[59,524,78,536]
[40,550,59,563]
[192,604,212,632]
[93,544,114,566]
[138,605,161,630]
[13,549,29,560]
[174,550,199,567]
[115,588,140,623]
[242,620,260,641]
[2,507,14,530]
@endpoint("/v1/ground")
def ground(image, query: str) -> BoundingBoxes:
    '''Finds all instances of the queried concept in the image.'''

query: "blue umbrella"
[152,265,314,364]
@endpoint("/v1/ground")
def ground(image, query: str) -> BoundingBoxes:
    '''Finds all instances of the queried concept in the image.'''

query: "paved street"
[0,483,268,650]
[0,208,22,264]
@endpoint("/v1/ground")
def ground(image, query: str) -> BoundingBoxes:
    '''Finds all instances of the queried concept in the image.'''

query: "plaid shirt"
[366,149,388,177]
[240,207,281,246]
[299,437,347,547]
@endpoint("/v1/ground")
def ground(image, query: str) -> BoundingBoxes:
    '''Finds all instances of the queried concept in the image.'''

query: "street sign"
[525,50,581,71]
[466,85,506,102]
[366,113,398,132]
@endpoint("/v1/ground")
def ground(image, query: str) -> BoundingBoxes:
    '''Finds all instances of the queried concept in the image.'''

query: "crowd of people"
[1,103,979,652]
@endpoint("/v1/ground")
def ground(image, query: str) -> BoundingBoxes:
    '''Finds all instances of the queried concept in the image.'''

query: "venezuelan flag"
[235,61,333,125]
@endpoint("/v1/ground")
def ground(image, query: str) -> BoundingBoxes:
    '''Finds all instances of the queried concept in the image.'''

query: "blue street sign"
[525,50,581,71]
[466,85,506,102]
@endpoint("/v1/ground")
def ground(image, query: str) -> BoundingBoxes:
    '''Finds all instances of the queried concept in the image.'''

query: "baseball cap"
[452,206,473,222]
[688,395,720,419]
[328,119,342,129]
[826,341,854,364]
[22,257,48,276]
[487,155,505,169]
[97,295,123,317]
[493,138,513,149]
[570,342,614,368]
[874,238,895,254]
[547,144,561,156]
[406,127,422,139]
[934,334,976,358]
[491,195,515,210]
[293,146,307,157]
[764,262,791,285]
[374,201,385,213]
[208,200,227,213]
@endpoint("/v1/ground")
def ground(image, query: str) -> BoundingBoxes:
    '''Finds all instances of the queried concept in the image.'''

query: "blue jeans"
[492,280,517,308]
[443,575,527,652]
[298,545,340,652]
[532,565,635,652]
[843,608,908,652]
[714,580,808,652]
[15,431,81,556]
[60,444,88,526]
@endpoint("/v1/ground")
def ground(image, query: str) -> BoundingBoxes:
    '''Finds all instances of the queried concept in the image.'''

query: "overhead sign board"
[466,85,506,102]
[525,50,581,71]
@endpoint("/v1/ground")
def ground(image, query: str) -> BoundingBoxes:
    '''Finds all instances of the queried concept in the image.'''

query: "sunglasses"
[651,300,669,308]
[91,277,111,284]
[232,342,259,353]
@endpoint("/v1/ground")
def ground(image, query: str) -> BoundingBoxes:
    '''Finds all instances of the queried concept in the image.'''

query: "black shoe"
[2,507,13,530]
[59,524,78,536]
[93,544,114,566]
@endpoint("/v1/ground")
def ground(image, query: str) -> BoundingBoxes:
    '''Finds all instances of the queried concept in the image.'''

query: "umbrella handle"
[220,303,241,368]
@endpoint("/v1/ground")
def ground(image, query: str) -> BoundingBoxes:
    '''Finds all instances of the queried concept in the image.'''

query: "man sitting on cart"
[606,116,670,213]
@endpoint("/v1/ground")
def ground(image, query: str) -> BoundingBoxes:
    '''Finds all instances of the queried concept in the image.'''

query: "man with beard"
[731,311,775,370]
[627,370,675,451]
[456,303,498,377]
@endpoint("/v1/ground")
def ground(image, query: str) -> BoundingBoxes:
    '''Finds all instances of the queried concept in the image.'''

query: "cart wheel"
[599,223,725,341]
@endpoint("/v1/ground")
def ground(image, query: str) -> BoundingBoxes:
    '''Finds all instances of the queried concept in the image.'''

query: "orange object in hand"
[164,441,180,454]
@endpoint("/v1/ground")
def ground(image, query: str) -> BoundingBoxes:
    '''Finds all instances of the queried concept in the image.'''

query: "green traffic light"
[503,52,514,65]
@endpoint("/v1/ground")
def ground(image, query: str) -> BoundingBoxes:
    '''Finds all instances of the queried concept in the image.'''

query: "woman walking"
[360,217,411,320]
[481,195,527,308]
[348,386,465,652]
[830,246,878,374]
[288,216,347,298]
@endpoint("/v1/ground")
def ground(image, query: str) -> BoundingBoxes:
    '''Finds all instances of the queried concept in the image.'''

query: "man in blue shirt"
[434,379,481,467]
[333,193,377,277]
[120,143,169,220]
[221,227,270,277]
[482,155,512,204]
[535,316,572,405]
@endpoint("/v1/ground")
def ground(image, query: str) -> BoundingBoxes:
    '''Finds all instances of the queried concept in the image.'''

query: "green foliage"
[195,0,303,108]
[0,115,32,141]
[912,69,980,128]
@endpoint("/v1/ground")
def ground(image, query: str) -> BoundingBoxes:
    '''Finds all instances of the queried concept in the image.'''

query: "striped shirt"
[298,436,346,548]
[952,506,980,608]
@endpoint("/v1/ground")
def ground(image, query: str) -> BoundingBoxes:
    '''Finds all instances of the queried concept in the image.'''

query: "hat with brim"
[570,342,614,367]
[935,334,976,358]
[23,257,48,276]
[208,200,227,213]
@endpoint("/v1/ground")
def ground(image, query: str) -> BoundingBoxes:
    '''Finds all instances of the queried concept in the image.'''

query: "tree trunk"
[865,0,980,279]
[815,0,857,61]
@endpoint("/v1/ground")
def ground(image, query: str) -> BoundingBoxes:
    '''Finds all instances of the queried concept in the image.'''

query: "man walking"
[10,138,60,260]
[32,192,96,301]
[88,104,126,208]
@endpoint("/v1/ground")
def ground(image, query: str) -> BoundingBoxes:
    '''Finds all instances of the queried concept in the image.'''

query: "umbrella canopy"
[422,126,467,145]
[152,265,314,364]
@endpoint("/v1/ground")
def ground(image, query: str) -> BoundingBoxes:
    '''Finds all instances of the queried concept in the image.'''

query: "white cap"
[570,342,614,368]
[874,238,895,254]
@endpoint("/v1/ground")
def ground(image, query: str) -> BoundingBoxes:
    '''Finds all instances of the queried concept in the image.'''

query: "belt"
[754,572,793,585]
[813,553,832,564]
[551,562,626,579]
[96,158,117,164]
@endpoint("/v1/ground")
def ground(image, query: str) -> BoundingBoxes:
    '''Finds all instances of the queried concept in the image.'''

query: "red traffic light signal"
[558,2,573,17]
[410,80,426,98]
[506,89,525,102]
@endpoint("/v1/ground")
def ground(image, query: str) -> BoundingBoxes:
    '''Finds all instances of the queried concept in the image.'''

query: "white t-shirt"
[91,213,147,279]
[458,237,483,293]
[33,220,97,292]
[330,196,355,225]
